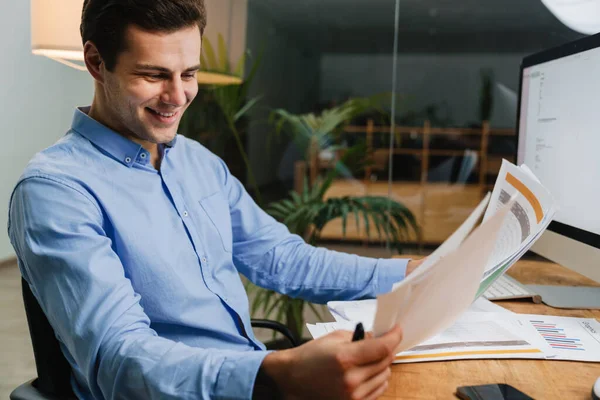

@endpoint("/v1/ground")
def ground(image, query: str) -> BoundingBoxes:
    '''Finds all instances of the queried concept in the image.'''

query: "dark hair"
[81,0,207,71]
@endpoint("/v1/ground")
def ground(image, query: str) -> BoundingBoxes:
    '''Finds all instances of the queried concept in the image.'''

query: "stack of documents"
[309,160,566,362]
[308,307,600,363]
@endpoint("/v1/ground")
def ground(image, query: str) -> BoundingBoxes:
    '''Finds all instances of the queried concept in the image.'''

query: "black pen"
[352,322,365,342]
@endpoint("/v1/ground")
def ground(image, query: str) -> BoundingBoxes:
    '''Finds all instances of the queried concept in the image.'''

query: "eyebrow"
[134,64,202,73]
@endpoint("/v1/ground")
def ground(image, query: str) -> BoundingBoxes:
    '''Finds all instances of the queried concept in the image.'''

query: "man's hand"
[406,257,426,276]
[260,325,403,400]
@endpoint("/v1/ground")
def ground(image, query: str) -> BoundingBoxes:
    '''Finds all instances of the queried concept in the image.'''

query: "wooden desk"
[384,258,600,399]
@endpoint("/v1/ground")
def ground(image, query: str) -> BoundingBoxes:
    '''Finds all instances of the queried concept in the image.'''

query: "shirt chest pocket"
[199,191,233,253]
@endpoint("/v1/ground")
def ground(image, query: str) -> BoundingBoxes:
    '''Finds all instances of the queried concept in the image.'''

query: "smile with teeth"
[147,108,177,118]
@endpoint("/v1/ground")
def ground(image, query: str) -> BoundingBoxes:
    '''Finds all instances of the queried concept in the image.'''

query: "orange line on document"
[505,173,543,223]
[394,348,543,361]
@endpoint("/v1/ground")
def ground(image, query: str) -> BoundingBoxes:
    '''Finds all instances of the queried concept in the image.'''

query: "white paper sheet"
[308,312,544,364]
[482,160,557,276]
[393,192,491,290]
[392,312,543,363]
[307,313,600,364]
[513,314,600,362]
[371,199,513,351]
[326,296,513,330]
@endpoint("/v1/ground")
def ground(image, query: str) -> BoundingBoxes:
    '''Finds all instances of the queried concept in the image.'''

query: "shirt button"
[140,153,147,159]
[125,157,132,163]
[202,257,207,263]
[183,211,188,217]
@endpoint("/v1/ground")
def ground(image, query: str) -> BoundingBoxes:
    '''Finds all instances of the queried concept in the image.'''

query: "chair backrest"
[21,278,74,397]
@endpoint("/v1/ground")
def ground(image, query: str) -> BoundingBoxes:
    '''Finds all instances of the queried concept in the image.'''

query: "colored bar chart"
[530,320,585,351]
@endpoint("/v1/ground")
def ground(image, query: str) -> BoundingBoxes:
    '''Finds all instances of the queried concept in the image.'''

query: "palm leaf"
[202,37,219,71]
[352,203,361,232]
[217,33,229,72]
[340,202,350,236]
[234,95,262,122]
[234,52,246,77]
[289,190,303,206]
[265,293,285,318]
[200,52,209,72]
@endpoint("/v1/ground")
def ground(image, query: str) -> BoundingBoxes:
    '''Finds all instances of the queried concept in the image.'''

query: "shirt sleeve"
[8,175,267,400]
[218,160,409,304]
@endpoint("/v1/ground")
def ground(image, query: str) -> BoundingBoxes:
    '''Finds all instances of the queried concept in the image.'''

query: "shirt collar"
[71,106,177,167]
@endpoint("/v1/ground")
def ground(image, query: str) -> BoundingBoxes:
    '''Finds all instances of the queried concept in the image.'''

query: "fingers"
[350,324,403,365]
[322,329,353,343]
[363,380,390,400]
[350,365,391,400]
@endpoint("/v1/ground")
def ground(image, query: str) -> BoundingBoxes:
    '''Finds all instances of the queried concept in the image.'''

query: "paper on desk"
[308,313,600,363]
[371,198,513,351]
[308,312,544,364]
[327,297,513,327]
[512,314,600,362]
[392,312,544,363]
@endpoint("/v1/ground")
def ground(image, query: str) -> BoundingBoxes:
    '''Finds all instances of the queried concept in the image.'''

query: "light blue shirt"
[8,107,408,400]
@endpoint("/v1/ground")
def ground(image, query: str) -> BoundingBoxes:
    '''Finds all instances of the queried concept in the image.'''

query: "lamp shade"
[31,0,86,69]
[541,0,600,35]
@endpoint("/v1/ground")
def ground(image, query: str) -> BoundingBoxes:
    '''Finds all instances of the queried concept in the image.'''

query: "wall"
[245,4,321,187]
[203,0,248,70]
[320,53,528,129]
[0,1,94,260]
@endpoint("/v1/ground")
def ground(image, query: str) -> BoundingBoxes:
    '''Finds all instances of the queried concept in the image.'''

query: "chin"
[150,130,178,144]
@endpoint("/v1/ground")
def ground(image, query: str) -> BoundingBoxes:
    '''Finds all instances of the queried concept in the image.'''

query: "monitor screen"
[517,41,600,241]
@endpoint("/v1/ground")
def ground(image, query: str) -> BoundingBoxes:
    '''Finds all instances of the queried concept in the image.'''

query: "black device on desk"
[456,384,533,400]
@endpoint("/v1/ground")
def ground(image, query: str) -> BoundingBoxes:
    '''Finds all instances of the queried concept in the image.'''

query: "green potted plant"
[246,99,419,343]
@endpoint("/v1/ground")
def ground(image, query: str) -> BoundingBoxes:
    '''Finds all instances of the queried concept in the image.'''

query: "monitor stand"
[526,285,600,309]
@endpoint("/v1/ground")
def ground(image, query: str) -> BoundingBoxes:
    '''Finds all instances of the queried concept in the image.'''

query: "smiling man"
[8,1,421,399]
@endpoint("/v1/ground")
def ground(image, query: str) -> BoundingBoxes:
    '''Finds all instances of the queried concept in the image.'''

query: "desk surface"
[384,258,600,399]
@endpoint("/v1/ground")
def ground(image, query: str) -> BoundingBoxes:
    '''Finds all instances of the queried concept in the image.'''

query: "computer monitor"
[516,33,600,284]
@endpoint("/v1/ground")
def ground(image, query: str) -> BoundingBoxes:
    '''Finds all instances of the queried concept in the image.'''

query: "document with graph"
[521,314,600,362]
[477,159,557,297]
[310,159,558,361]
[307,312,600,363]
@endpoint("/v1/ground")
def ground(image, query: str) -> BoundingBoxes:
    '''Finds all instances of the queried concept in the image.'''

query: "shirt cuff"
[213,350,271,399]
[375,258,410,295]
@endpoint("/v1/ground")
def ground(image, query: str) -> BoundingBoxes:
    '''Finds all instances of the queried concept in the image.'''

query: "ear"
[83,41,105,83]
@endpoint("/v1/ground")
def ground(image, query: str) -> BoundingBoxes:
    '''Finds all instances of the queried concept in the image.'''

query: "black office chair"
[11,278,299,400]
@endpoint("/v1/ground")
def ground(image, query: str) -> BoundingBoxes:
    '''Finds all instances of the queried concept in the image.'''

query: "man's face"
[101,24,201,144]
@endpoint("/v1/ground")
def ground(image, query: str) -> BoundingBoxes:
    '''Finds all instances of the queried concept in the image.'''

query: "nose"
[160,77,187,107]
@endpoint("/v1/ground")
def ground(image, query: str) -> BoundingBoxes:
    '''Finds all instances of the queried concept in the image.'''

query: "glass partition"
[383,0,585,255]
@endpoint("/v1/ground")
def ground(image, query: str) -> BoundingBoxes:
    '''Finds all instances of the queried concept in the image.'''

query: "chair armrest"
[10,379,74,400]
[251,319,299,348]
